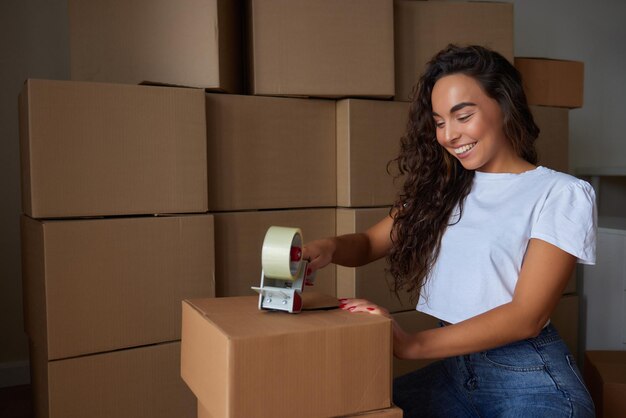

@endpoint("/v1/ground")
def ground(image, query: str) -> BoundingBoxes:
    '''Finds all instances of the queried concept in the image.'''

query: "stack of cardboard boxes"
[18,0,586,416]
[19,81,214,417]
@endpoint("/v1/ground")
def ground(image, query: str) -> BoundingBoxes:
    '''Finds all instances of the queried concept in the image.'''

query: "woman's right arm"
[303,212,395,272]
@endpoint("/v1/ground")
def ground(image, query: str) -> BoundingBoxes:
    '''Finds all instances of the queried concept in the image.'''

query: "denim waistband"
[527,322,562,348]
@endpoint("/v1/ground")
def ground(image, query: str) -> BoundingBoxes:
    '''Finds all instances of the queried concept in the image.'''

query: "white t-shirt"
[416,166,597,324]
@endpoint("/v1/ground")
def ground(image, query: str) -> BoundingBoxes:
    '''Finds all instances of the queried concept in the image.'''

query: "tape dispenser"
[251,226,316,313]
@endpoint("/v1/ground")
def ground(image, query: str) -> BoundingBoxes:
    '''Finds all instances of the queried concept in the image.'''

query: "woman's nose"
[444,123,460,143]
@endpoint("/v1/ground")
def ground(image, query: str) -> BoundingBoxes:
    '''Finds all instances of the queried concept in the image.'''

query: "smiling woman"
[303,45,597,418]
[431,74,534,174]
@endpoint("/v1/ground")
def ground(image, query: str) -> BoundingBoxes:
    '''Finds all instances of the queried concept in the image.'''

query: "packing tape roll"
[262,226,304,281]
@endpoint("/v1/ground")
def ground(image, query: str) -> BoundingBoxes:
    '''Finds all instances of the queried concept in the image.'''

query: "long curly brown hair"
[387,45,540,301]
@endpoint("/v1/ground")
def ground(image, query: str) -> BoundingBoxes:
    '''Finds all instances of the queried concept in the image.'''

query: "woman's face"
[431,73,519,173]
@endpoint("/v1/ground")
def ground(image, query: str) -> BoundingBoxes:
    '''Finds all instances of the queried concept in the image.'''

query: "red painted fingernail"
[339,303,346,308]
[338,298,347,302]
[367,307,375,311]
[306,267,312,276]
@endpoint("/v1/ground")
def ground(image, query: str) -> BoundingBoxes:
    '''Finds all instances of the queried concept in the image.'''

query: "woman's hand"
[302,238,337,274]
[338,298,391,319]
[339,298,417,358]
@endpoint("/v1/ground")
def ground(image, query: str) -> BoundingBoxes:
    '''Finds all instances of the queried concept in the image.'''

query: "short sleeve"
[530,180,597,264]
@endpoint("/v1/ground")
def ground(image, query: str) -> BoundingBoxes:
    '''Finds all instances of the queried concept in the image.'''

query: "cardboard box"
[337,100,408,207]
[515,58,584,108]
[21,214,214,360]
[68,0,242,91]
[19,79,207,218]
[247,0,394,98]
[30,340,195,418]
[213,208,336,297]
[199,401,403,418]
[181,296,392,418]
[394,1,514,101]
[341,406,404,418]
[336,208,414,313]
[584,351,626,418]
[563,269,577,295]
[392,310,440,378]
[531,105,569,173]
[551,294,579,360]
[206,93,336,211]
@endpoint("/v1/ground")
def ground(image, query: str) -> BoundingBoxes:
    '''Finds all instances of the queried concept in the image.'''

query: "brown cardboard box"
[213,208,336,297]
[247,0,394,98]
[551,294,579,359]
[198,400,403,418]
[392,310,440,378]
[336,208,414,313]
[563,270,577,294]
[21,214,214,360]
[68,0,242,91]
[337,100,408,207]
[531,105,570,173]
[515,58,584,108]
[181,296,392,418]
[19,79,207,218]
[206,93,336,211]
[394,1,514,101]
[341,406,404,418]
[584,351,626,418]
[30,340,195,418]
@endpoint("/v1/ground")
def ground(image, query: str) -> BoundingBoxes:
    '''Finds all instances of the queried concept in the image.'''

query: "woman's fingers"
[338,298,390,318]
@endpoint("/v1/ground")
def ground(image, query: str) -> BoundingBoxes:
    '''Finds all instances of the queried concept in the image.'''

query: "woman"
[303,45,596,417]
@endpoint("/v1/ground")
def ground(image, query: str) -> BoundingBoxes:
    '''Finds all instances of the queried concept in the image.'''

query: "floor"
[0,385,33,418]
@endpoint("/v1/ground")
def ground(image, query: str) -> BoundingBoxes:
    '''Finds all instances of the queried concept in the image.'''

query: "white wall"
[1,0,625,385]
[510,0,626,171]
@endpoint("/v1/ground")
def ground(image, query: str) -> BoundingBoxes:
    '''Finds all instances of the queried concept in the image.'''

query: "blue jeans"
[393,323,595,417]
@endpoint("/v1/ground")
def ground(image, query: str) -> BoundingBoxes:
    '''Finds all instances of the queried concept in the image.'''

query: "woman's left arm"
[345,238,576,360]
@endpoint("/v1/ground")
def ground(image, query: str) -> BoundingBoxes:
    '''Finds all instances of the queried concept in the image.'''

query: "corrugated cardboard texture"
[516,58,584,108]
[206,93,336,210]
[181,296,392,418]
[531,105,570,173]
[30,340,195,418]
[19,79,207,218]
[391,310,440,378]
[199,400,404,418]
[247,0,394,97]
[394,1,514,102]
[21,214,215,360]
[337,100,408,207]
[336,208,414,313]
[213,208,336,297]
[68,0,242,91]
[340,406,404,417]
[584,351,626,418]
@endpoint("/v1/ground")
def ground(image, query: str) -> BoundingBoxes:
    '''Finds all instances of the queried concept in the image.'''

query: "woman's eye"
[435,121,445,128]
[457,113,474,122]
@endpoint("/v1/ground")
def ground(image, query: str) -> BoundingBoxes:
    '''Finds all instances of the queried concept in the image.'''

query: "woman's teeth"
[454,143,476,155]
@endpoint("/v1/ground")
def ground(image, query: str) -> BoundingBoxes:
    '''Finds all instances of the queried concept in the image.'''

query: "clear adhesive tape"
[261,226,304,281]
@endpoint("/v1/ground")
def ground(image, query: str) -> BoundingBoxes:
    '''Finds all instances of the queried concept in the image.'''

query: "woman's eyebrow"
[432,101,477,117]
[450,101,477,113]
